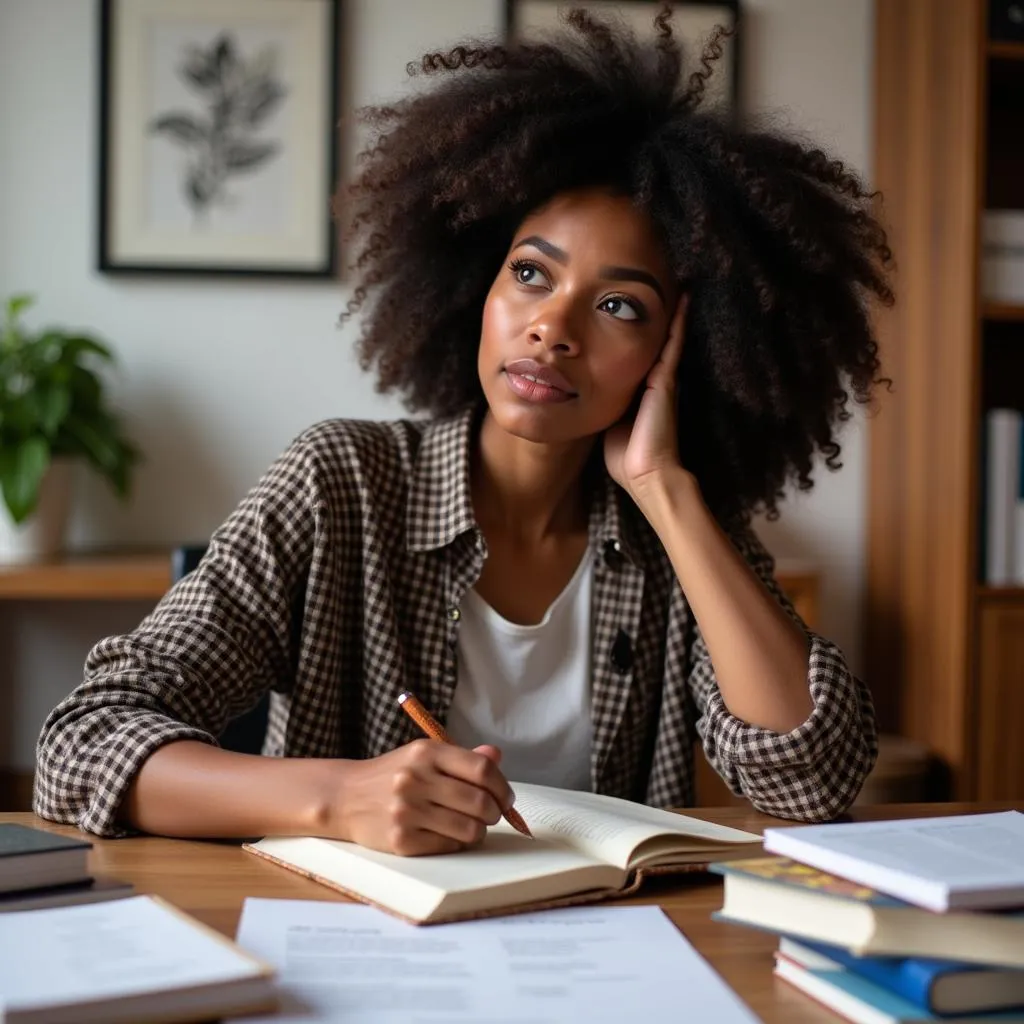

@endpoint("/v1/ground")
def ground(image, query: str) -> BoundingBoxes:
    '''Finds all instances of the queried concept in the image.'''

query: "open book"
[244,782,762,924]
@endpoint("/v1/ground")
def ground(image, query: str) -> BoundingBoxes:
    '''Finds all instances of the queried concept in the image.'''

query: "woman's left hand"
[604,293,689,501]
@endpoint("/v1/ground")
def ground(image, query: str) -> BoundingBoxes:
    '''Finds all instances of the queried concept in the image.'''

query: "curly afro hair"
[338,5,894,521]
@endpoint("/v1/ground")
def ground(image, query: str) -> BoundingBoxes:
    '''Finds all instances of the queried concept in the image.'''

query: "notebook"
[244,781,762,924]
[0,894,276,1023]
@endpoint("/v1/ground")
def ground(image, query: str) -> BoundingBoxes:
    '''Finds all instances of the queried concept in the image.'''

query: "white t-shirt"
[446,551,594,791]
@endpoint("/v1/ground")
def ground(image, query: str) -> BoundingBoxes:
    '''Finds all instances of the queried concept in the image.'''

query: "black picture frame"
[504,0,741,109]
[97,0,341,278]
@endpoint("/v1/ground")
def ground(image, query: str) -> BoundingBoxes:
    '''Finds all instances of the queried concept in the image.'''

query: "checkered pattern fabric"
[34,407,877,836]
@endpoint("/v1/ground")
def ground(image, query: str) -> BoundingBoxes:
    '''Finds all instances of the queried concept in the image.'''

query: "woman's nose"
[527,299,580,355]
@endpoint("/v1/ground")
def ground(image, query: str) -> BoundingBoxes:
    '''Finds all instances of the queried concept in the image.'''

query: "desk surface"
[6,802,1021,1023]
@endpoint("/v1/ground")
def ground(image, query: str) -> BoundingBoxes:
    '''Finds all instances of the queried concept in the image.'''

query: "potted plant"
[0,294,140,562]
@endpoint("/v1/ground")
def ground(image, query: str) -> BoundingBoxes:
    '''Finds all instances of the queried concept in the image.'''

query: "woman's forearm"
[121,741,336,839]
[635,470,813,733]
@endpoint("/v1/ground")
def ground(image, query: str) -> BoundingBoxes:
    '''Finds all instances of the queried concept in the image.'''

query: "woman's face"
[479,187,676,445]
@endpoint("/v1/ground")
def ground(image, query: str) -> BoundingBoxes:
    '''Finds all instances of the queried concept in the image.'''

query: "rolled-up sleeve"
[33,436,322,837]
[687,527,879,822]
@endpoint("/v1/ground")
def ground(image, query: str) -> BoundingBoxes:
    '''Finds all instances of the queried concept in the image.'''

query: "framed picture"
[505,1,739,110]
[98,0,341,278]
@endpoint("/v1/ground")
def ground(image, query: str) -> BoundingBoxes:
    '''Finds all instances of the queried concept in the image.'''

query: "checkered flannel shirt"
[34,407,878,836]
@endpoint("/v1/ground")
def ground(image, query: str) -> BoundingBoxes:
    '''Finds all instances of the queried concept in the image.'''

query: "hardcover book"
[709,856,1024,969]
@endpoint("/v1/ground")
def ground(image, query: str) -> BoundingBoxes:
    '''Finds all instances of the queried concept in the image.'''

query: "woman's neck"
[472,411,594,543]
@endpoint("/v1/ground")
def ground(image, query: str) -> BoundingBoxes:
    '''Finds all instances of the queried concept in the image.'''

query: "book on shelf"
[0,894,276,1024]
[982,210,1024,306]
[774,945,1024,1024]
[244,781,762,924]
[708,856,1024,969]
[761,810,1024,911]
[0,823,91,894]
[778,938,1024,1017]
[983,408,1024,586]
[0,876,134,913]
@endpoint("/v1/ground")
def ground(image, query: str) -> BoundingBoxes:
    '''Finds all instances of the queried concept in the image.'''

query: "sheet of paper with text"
[236,897,759,1023]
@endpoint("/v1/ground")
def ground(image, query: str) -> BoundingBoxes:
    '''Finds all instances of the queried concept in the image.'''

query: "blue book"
[774,953,1024,1023]
[780,938,1024,1016]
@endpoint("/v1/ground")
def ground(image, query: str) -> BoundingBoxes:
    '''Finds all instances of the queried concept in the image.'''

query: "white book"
[762,810,1024,912]
[985,409,1022,585]
[982,210,1024,304]
[0,894,276,1023]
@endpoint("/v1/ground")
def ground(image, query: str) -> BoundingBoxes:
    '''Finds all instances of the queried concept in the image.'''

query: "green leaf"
[61,414,120,472]
[55,334,115,365]
[6,294,34,320]
[2,293,34,349]
[0,437,50,524]
[34,383,71,436]
[67,364,103,412]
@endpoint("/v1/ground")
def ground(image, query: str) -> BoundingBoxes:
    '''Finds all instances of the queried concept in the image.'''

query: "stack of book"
[0,822,133,912]
[709,811,1024,1023]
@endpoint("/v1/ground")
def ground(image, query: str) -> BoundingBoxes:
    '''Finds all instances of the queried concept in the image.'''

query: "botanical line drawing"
[149,33,287,220]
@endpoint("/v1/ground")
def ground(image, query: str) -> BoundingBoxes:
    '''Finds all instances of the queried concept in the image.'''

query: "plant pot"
[0,458,73,564]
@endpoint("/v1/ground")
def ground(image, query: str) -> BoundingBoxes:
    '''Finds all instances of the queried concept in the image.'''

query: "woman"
[35,9,889,851]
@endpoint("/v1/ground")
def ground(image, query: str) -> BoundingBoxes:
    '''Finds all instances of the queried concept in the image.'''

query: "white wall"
[0,0,874,771]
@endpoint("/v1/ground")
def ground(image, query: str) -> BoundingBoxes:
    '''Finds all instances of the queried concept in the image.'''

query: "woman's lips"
[503,359,577,404]
[505,370,576,403]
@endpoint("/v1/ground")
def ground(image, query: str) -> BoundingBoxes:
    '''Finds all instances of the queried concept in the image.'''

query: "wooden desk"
[6,803,1019,1023]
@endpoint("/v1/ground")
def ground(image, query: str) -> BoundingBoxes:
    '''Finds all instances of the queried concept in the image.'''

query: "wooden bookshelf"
[988,41,1024,61]
[868,1,1024,801]
[0,552,171,600]
[983,302,1024,321]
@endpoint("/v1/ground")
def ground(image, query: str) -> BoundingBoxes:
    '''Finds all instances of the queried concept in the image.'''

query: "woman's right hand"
[319,740,515,856]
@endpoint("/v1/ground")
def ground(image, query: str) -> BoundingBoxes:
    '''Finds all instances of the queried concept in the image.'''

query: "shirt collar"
[406,404,638,565]
[406,406,479,552]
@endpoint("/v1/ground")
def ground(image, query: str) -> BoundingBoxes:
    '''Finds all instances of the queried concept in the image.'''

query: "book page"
[500,783,761,870]
[237,897,761,1024]
[0,895,268,1012]
[250,831,622,923]
[764,811,1024,910]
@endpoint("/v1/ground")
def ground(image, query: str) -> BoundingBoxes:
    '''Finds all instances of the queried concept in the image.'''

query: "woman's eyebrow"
[598,265,665,304]
[513,235,568,263]
[512,235,666,304]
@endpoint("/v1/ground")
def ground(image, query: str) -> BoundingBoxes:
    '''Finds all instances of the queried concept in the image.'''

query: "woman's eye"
[599,296,642,321]
[508,259,548,287]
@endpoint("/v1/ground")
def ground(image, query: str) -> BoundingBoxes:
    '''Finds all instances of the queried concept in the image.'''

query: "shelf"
[976,584,1024,602]
[0,551,171,600]
[983,303,1024,322]
[0,552,815,610]
[988,41,1024,61]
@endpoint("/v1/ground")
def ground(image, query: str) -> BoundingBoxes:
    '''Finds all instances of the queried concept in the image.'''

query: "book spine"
[1015,417,1024,585]
[985,409,1023,585]
[791,939,935,1012]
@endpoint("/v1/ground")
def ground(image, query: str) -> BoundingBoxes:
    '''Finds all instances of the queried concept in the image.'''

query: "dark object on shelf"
[990,1,1024,42]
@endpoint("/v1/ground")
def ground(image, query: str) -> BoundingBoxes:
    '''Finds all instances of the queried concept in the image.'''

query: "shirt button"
[447,606,461,621]
[603,539,624,570]
[610,630,633,673]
